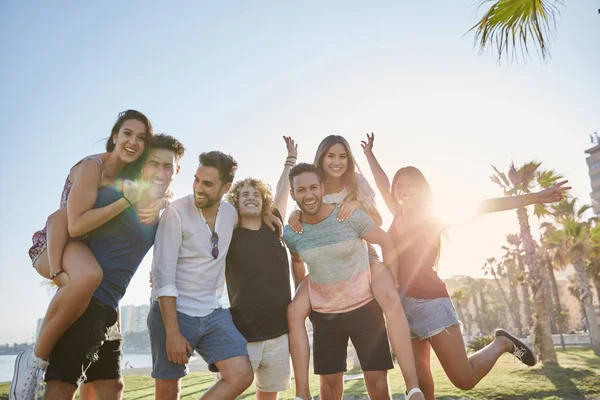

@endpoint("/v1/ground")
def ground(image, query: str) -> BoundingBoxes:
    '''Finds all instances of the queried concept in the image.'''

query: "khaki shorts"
[216,333,291,393]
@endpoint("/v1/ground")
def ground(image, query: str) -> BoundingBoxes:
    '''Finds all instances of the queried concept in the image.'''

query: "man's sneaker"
[495,328,537,366]
[9,349,49,400]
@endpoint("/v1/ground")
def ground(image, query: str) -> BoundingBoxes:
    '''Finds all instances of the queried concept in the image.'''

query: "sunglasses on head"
[211,232,219,259]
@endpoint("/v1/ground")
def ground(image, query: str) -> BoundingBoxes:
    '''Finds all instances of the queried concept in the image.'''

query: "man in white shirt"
[149,151,253,400]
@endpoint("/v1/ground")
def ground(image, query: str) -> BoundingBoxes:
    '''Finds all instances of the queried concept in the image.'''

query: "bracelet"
[286,156,297,160]
[122,195,133,207]
[50,270,65,280]
[406,388,423,400]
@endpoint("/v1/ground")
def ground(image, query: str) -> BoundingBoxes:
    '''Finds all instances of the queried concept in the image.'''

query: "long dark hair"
[313,135,359,201]
[391,166,442,266]
[107,109,154,180]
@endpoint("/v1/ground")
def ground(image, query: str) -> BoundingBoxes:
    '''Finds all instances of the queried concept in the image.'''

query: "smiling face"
[111,119,148,164]
[320,143,349,180]
[290,171,324,215]
[141,148,178,200]
[237,183,263,218]
[192,165,230,210]
[392,167,433,213]
[393,176,419,206]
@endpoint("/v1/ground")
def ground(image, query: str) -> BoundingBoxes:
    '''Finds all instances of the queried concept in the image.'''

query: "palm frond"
[536,168,563,189]
[490,164,512,192]
[519,161,542,190]
[506,233,520,246]
[533,202,548,218]
[469,0,562,62]
[577,204,592,219]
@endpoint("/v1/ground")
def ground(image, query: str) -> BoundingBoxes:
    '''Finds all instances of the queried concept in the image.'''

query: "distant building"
[120,305,135,334]
[132,304,150,333]
[585,140,600,215]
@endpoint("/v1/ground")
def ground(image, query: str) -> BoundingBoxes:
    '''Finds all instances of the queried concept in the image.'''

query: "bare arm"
[274,136,298,216]
[361,133,401,217]
[66,160,133,237]
[290,251,307,290]
[362,225,399,286]
[476,180,570,216]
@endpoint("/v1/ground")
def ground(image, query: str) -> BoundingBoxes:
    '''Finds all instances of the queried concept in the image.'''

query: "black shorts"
[45,298,120,386]
[310,299,393,375]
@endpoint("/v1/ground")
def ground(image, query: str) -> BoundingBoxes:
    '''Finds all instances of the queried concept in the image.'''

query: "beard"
[195,193,221,209]
[296,197,321,215]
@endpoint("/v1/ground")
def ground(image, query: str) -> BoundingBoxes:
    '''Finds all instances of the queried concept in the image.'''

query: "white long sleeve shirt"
[151,195,237,317]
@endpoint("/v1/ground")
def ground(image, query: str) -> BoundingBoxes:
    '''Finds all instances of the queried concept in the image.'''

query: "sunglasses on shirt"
[211,232,219,259]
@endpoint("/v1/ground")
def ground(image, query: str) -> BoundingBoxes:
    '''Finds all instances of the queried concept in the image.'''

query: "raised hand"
[284,135,298,159]
[534,180,571,204]
[361,132,375,155]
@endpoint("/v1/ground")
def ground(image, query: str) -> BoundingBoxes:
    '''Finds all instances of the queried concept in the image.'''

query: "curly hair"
[227,177,275,215]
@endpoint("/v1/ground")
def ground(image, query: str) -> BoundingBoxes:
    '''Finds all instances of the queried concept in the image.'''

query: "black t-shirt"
[226,220,292,342]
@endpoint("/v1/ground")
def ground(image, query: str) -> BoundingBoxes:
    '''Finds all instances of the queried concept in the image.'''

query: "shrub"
[467,335,495,352]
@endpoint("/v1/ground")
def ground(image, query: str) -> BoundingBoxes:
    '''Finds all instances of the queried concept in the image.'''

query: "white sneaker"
[9,349,49,400]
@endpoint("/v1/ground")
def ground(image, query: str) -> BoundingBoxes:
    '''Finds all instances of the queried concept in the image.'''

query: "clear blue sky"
[0,1,598,344]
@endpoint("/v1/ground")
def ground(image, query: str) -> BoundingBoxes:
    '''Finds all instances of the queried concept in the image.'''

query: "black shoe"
[495,328,537,366]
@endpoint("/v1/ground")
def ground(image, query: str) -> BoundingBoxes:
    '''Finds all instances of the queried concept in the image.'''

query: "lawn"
[1,347,598,399]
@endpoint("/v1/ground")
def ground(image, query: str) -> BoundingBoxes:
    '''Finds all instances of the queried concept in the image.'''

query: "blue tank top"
[90,186,158,309]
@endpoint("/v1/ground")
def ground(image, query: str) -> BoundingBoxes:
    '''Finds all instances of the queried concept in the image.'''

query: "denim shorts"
[148,301,249,379]
[400,296,460,340]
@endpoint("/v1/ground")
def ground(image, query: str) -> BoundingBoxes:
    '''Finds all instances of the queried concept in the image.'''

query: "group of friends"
[10,109,570,400]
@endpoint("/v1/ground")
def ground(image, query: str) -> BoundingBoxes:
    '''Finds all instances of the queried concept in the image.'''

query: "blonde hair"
[227,177,274,215]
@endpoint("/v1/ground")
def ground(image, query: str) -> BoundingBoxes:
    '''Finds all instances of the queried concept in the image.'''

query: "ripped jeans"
[400,296,461,340]
[45,298,119,387]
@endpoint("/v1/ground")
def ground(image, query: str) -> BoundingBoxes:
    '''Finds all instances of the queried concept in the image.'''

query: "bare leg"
[287,279,312,400]
[47,209,70,283]
[363,370,390,400]
[79,383,95,400]
[201,356,253,399]
[256,390,279,400]
[319,373,343,400]
[430,325,513,390]
[370,261,420,392]
[44,380,76,400]
[412,339,434,400]
[155,379,181,400]
[89,378,124,400]
[34,241,103,360]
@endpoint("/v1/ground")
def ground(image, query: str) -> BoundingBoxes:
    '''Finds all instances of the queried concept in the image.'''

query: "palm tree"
[540,203,575,350]
[505,233,532,334]
[483,257,520,332]
[469,0,564,62]
[498,248,524,336]
[588,259,600,308]
[567,275,588,332]
[547,202,600,355]
[451,288,472,336]
[490,161,560,365]
[468,278,486,335]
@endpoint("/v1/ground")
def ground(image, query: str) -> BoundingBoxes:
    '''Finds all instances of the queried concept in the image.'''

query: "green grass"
[1,347,598,399]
